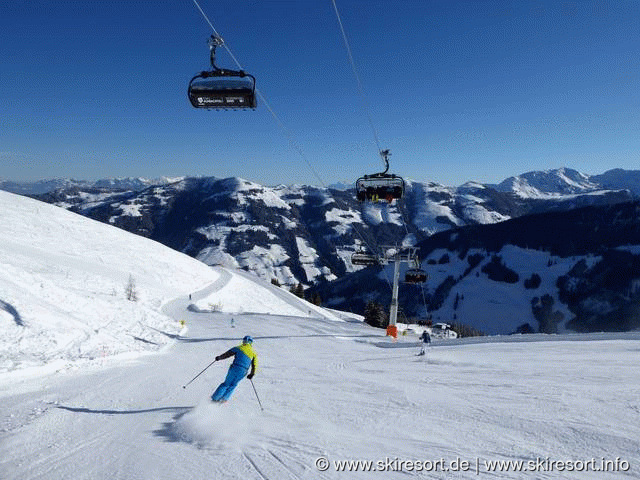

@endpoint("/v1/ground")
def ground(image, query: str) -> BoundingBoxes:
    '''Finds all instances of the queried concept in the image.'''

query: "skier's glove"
[215,356,221,361]
[247,373,254,380]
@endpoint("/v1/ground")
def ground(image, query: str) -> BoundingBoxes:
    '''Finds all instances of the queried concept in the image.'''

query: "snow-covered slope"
[0,190,218,372]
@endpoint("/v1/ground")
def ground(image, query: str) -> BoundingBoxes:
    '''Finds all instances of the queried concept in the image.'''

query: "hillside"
[4,168,640,336]
[0,190,218,372]
[312,201,640,335]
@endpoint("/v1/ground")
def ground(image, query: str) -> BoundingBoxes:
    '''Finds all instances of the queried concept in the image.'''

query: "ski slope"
[1,191,640,479]
[2,276,640,480]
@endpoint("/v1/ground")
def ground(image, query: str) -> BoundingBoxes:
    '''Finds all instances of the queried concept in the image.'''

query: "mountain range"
[3,167,640,334]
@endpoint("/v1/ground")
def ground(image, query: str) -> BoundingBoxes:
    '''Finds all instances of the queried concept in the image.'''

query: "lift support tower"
[378,246,420,338]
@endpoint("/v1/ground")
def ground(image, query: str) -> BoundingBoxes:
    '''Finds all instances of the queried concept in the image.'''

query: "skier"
[211,336,258,403]
[418,330,431,356]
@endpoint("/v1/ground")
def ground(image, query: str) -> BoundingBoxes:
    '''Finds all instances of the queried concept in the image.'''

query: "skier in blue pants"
[211,336,258,403]
[418,330,431,356]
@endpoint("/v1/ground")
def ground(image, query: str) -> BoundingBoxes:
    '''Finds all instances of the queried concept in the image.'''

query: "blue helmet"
[242,335,253,344]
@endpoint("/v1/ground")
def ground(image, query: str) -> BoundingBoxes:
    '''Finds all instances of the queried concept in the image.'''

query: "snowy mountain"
[312,200,640,334]
[34,177,413,286]
[0,176,179,196]
[591,168,640,196]
[1,184,639,479]
[5,167,640,335]
[20,168,637,290]
[491,167,640,199]
[492,167,599,198]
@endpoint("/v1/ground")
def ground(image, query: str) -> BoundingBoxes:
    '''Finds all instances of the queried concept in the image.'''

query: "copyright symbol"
[315,456,330,471]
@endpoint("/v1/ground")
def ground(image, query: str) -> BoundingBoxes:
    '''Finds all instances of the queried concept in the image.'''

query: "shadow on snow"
[1,300,24,326]
[55,405,193,416]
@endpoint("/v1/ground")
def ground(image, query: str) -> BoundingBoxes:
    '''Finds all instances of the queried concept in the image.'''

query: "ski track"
[1,269,640,479]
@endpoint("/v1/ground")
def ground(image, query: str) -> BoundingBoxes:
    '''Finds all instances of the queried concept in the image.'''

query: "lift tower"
[377,246,421,338]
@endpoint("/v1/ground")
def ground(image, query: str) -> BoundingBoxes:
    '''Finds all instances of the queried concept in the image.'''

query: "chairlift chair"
[188,35,257,110]
[355,149,404,202]
[404,268,427,284]
[351,253,379,266]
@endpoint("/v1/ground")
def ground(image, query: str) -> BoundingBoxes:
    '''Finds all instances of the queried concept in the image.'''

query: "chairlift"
[355,150,405,202]
[351,252,379,266]
[404,268,427,284]
[188,35,257,110]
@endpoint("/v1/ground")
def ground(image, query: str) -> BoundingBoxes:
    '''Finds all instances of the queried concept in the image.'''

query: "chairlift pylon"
[188,35,257,110]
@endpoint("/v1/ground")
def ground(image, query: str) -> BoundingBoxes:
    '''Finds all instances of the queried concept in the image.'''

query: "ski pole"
[182,359,217,389]
[249,379,264,411]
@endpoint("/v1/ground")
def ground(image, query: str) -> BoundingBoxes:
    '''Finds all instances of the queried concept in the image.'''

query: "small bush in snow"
[125,275,138,302]
[208,302,223,312]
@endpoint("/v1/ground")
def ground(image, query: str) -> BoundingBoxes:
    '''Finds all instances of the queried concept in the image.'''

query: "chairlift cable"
[330,0,383,158]
[191,0,242,71]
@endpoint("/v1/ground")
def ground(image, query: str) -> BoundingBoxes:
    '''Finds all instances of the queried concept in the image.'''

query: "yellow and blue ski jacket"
[218,343,258,376]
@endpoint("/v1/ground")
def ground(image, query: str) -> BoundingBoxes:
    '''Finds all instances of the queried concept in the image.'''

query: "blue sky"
[1,0,638,187]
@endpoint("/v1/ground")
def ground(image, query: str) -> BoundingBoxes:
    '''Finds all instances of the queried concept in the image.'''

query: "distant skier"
[418,330,431,356]
[211,336,258,403]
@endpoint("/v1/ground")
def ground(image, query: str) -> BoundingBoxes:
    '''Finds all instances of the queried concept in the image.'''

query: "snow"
[196,246,240,268]
[0,190,218,372]
[235,245,296,285]
[115,201,143,217]
[295,237,322,283]
[408,183,463,234]
[1,191,640,479]
[229,178,292,210]
[324,207,362,235]
[362,202,403,226]
[190,268,330,318]
[461,203,510,224]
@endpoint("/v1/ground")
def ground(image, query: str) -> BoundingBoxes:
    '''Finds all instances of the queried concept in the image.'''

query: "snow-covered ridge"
[4,167,639,199]
[492,167,640,198]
